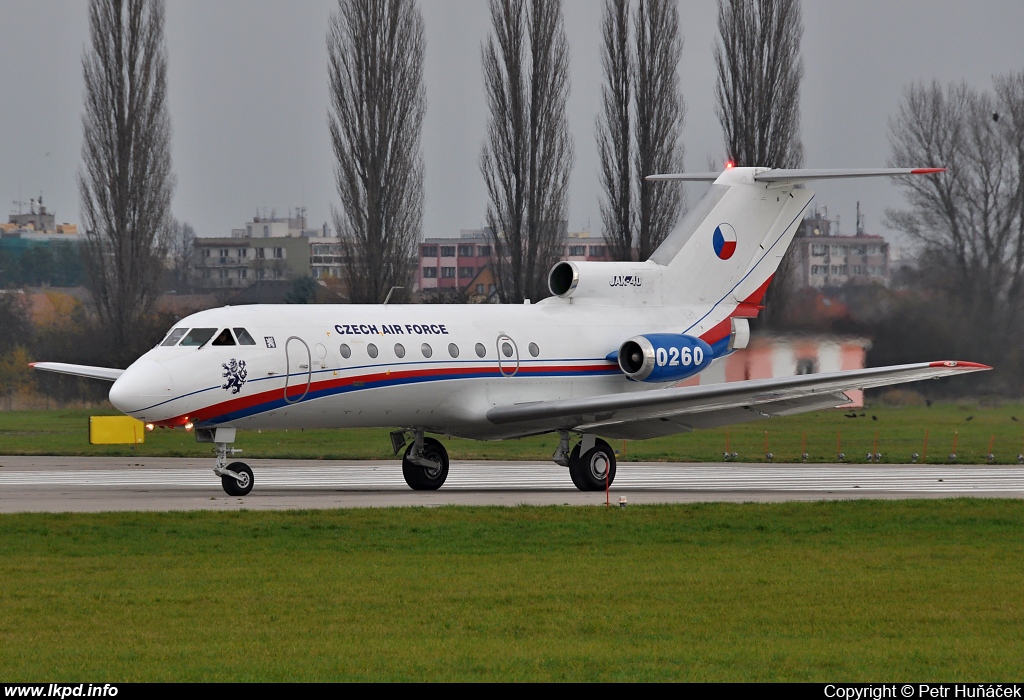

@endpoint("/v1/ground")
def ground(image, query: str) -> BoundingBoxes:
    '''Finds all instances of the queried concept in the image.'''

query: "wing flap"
[30,362,125,382]
[485,361,988,435]
[582,393,853,440]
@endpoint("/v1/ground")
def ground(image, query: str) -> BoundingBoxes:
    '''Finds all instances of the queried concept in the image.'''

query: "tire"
[221,461,253,496]
[570,439,616,491]
[567,444,584,489]
[402,437,449,490]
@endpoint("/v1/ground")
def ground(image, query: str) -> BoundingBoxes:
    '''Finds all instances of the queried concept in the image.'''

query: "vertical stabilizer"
[649,167,814,310]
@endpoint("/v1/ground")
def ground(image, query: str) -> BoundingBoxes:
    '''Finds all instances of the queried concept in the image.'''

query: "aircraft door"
[284,336,312,403]
[496,334,519,377]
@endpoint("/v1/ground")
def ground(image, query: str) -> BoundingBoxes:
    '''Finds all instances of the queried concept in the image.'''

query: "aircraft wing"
[486,361,989,440]
[30,362,125,382]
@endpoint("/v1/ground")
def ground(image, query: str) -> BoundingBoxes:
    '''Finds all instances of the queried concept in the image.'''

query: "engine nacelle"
[617,334,714,383]
[548,259,661,304]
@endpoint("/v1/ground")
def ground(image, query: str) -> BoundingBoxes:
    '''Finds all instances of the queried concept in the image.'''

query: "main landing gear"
[393,430,450,490]
[199,427,255,497]
[553,431,616,491]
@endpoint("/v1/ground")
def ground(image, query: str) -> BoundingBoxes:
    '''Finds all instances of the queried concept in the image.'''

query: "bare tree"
[635,0,686,260]
[79,0,174,358]
[596,0,633,261]
[328,0,425,304]
[714,0,803,169]
[887,78,1024,336]
[598,0,686,262]
[481,0,574,303]
[166,218,196,292]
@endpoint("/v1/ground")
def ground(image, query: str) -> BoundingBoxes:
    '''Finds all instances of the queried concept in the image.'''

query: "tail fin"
[648,166,943,312]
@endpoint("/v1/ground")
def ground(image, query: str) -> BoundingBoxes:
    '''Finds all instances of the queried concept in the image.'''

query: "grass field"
[0,501,1021,681]
[4,403,1024,463]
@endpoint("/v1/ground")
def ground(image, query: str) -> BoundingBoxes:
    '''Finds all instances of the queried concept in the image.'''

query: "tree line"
[71,0,796,320]
[9,0,1024,401]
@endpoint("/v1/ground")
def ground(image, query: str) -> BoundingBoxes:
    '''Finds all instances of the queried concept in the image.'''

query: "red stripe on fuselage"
[152,361,618,427]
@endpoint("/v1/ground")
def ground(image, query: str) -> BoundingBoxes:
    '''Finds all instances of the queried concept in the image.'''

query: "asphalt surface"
[0,456,1022,511]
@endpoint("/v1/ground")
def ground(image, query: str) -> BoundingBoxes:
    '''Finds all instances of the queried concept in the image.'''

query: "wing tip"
[928,360,991,370]
[911,167,946,175]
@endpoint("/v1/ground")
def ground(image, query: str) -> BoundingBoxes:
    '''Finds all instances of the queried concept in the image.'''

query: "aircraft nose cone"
[109,360,174,415]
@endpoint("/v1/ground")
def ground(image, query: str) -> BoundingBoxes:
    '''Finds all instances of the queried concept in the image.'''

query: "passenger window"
[211,329,236,346]
[501,342,513,358]
[233,328,256,346]
[394,343,406,358]
[368,343,378,359]
[162,328,188,346]
[448,343,459,358]
[421,343,432,358]
[179,328,217,347]
[340,344,351,359]
[528,342,539,357]
[475,343,486,358]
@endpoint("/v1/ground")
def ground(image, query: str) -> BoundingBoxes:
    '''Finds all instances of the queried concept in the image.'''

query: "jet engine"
[616,333,714,383]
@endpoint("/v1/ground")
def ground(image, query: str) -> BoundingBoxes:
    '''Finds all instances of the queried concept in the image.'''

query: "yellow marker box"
[89,416,145,445]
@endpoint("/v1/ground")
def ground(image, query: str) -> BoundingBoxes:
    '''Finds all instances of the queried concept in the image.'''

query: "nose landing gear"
[199,427,254,496]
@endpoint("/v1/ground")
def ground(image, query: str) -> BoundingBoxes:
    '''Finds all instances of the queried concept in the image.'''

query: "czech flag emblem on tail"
[713,223,737,260]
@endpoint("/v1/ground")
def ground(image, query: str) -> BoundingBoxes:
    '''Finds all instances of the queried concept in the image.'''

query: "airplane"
[32,166,989,496]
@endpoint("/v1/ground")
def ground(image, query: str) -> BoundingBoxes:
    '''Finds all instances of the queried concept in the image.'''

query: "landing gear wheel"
[568,439,616,491]
[221,462,253,496]
[567,444,584,489]
[402,437,449,490]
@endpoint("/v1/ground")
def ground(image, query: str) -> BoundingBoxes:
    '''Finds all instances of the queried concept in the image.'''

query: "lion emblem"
[221,359,248,394]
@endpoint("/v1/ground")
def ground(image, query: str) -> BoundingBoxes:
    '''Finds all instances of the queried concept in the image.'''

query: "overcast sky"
[1,1,1022,246]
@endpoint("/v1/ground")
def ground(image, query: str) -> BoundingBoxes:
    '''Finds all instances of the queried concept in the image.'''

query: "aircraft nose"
[109,360,174,414]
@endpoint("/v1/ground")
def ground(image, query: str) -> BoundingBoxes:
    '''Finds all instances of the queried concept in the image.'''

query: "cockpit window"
[179,328,217,347]
[233,328,256,346]
[211,329,236,346]
[161,328,188,346]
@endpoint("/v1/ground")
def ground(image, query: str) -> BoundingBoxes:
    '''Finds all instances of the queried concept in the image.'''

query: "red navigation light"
[725,160,735,169]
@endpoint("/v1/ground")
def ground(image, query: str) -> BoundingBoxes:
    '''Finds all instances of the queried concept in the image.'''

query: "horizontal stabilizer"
[645,172,722,182]
[753,167,945,183]
[646,167,944,185]
[30,362,124,382]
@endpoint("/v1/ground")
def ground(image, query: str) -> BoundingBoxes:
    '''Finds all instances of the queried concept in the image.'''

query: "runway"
[0,456,1022,511]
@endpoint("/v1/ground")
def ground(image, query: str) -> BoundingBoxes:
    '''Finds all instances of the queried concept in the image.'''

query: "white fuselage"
[109,299,730,440]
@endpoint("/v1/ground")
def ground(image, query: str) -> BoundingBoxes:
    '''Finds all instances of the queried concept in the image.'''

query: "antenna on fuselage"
[383,286,404,305]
